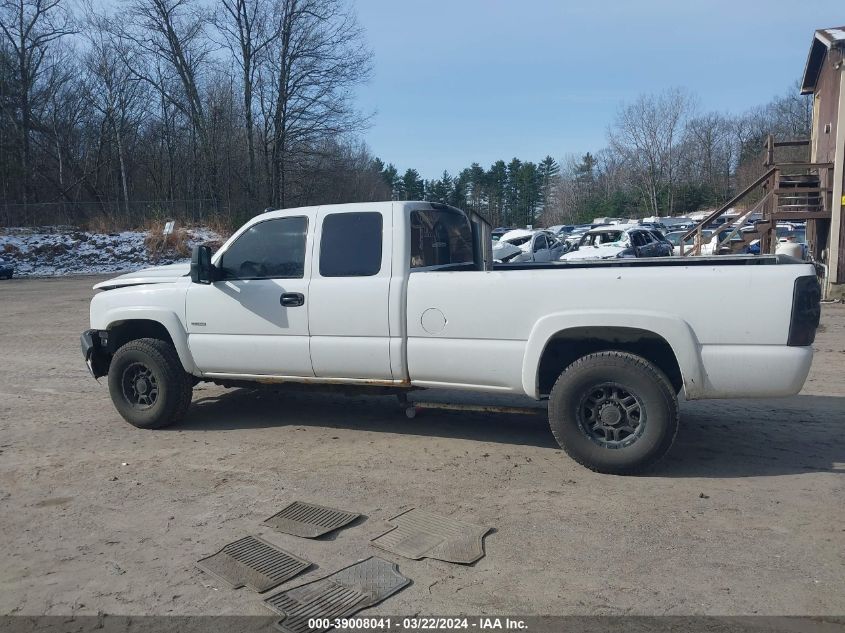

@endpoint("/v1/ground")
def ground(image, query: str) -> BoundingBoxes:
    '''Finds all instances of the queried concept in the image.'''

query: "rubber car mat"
[264,557,410,633]
[370,508,491,564]
[264,501,360,538]
[196,535,311,593]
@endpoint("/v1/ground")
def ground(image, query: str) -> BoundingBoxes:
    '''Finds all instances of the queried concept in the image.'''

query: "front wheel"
[107,338,193,429]
[548,351,678,475]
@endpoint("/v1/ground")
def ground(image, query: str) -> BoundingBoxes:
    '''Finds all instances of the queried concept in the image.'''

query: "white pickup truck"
[82,201,821,474]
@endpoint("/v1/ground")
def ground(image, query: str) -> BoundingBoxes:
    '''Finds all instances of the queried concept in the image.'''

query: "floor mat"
[196,535,311,593]
[264,501,360,538]
[264,557,410,633]
[371,508,491,564]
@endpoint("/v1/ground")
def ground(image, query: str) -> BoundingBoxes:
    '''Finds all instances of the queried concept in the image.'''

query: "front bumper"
[81,329,109,379]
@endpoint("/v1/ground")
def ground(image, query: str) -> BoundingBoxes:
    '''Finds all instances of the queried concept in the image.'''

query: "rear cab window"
[410,208,473,269]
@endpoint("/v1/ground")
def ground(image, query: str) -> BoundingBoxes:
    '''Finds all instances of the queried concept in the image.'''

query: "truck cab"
[184,201,482,382]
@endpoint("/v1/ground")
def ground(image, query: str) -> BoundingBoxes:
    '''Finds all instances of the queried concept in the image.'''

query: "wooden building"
[801,26,845,299]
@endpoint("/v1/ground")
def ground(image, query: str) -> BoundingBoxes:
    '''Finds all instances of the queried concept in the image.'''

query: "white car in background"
[666,228,746,256]
[493,229,565,263]
[559,225,671,260]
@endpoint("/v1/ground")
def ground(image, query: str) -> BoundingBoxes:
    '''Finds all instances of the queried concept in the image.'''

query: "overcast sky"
[354,0,843,179]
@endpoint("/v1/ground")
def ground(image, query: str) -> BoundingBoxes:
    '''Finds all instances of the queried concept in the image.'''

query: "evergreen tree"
[574,152,597,186]
[425,170,454,204]
[505,158,522,226]
[401,168,424,200]
[374,159,400,199]
[464,163,486,215]
[486,160,508,226]
[450,170,469,209]
[517,161,540,227]
[537,155,560,216]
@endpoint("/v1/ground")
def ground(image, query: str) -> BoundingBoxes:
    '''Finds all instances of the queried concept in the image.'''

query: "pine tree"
[451,170,469,210]
[401,168,424,200]
[486,161,507,226]
[505,158,522,226]
[574,153,597,186]
[517,161,540,227]
[465,163,486,215]
[537,155,560,217]
[376,160,400,199]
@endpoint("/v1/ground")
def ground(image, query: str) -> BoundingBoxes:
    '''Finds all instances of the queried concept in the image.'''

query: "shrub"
[144,220,190,258]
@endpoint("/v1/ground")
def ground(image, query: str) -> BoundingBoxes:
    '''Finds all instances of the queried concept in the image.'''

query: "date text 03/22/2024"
[305,618,528,630]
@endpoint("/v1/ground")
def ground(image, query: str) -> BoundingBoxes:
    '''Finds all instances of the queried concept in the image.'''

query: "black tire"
[107,338,193,429]
[548,351,678,475]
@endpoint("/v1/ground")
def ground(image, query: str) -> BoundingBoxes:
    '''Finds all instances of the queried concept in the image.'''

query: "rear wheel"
[107,338,193,429]
[548,351,678,474]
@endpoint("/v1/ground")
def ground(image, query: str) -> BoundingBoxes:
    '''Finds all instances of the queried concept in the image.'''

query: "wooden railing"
[679,167,775,256]
[679,135,834,257]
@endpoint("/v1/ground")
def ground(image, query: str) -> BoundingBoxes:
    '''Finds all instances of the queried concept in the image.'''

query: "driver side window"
[220,216,308,280]
[631,232,646,248]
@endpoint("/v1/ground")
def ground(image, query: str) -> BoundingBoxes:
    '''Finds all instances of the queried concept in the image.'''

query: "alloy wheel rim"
[576,382,645,448]
[121,362,159,410]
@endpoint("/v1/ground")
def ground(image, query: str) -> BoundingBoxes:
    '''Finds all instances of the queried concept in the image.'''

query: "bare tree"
[681,112,734,202]
[610,88,694,215]
[82,8,148,217]
[0,0,74,202]
[213,0,276,201]
[119,0,218,202]
[258,0,372,207]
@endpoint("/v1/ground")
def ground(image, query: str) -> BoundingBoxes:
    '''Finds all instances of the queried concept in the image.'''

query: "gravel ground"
[0,275,843,618]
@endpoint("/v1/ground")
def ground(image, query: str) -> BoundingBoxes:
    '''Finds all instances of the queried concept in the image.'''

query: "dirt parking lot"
[0,275,843,618]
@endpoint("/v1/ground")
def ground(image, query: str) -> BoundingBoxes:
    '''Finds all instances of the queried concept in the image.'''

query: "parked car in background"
[646,230,674,255]
[560,225,594,251]
[639,221,668,234]
[663,231,690,255]
[645,216,694,232]
[0,257,13,279]
[493,229,565,263]
[667,228,749,256]
[745,224,810,260]
[546,224,576,238]
[491,227,516,242]
[559,225,671,260]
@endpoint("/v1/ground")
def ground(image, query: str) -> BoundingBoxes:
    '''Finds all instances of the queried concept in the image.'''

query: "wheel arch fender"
[522,310,705,400]
[101,308,197,375]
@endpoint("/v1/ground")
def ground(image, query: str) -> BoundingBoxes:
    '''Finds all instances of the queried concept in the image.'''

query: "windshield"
[581,231,623,246]
[504,235,532,247]
[665,232,683,246]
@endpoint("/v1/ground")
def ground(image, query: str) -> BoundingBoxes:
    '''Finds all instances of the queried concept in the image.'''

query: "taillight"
[788,275,821,346]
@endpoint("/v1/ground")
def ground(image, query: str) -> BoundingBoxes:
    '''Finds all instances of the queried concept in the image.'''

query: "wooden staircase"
[680,136,834,257]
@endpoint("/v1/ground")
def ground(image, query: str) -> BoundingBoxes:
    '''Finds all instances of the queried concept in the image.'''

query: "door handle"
[280,292,305,307]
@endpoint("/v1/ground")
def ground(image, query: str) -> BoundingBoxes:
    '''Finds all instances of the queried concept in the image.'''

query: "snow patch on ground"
[0,226,224,277]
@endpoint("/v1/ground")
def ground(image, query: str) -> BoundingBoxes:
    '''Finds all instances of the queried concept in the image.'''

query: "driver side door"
[532,234,551,262]
[630,231,651,257]
[185,213,316,377]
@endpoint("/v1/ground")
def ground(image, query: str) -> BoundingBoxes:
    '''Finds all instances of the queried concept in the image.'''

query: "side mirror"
[190,245,215,284]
